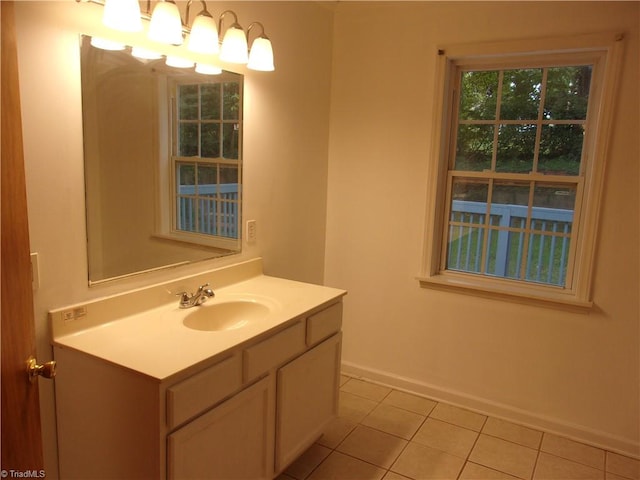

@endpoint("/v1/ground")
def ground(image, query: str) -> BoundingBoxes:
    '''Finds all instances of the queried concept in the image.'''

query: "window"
[420,34,624,308]
[168,75,242,249]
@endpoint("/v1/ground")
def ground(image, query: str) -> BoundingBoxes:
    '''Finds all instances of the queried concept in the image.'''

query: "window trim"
[418,32,625,311]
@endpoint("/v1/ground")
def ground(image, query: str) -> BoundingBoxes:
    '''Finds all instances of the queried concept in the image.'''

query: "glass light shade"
[102,0,142,32]
[247,37,274,71]
[219,26,248,64]
[148,1,184,46]
[166,56,194,68]
[131,47,163,60]
[188,14,219,55]
[195,63,223,75]
[90,37,126,51]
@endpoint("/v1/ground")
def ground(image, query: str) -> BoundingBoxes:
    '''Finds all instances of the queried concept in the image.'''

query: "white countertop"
[51,272,346,381]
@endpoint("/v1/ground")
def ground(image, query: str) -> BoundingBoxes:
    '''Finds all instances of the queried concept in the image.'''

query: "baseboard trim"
[341,361,639,459]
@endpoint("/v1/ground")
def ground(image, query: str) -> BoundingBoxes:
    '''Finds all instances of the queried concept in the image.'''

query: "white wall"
[15,1,334,476]
[325,1,639,456]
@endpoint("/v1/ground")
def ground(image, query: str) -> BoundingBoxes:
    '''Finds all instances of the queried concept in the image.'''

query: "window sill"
[152,232,239,252]
[417,272,593,313]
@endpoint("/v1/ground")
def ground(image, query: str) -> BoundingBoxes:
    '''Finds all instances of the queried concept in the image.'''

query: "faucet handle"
[197,283,210,292]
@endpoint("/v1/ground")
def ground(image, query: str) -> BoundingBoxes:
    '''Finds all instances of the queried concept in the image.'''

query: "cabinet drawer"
[167,354,242,429]
[306,302,342,346]
[244,321,305,382]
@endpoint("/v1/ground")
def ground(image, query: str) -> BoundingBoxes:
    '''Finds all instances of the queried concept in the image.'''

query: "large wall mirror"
[80,35,243,284]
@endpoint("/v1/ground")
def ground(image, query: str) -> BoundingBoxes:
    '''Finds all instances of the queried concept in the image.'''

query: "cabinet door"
[168,376,274,480]
[275,333,342,472]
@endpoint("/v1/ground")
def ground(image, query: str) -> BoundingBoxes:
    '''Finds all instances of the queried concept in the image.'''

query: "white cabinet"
[168,376,274,480]
[276,333,342,472]
[54,347,162,479]
[54,300,343,479]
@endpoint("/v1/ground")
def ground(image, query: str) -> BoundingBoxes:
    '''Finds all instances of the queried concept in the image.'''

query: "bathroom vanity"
[50,259,346,479]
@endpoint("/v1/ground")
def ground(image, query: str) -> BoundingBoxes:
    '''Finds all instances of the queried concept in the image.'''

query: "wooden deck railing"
[448,200,573,286]
[177,184,239,238]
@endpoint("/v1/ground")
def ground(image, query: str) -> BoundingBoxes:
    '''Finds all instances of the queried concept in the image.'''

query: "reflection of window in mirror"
[157,74,242,250]
[80,33,244,284]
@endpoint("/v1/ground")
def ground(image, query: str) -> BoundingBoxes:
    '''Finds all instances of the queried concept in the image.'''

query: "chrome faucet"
[177,283,215,308]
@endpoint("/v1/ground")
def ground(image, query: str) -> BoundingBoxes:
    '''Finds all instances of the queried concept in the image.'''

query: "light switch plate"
[246,220,257,244]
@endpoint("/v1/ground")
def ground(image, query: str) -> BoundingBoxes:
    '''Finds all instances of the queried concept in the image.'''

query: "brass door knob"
[27,356,56,382]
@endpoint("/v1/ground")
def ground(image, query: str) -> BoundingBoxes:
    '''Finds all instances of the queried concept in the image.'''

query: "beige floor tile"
[337,425,408,469]
[382,390,438,416]
[305,379,638,480]
[460,462,521,479]
[412,418,479,458]
[361,403,426,440]
[339,391,379,423]
[307,451,386,480]
[317,416,357,449]
[284,443,332,480]
[541,434,605,470]
[533,452,604,480]
[430,403,487,432]
[469,434,538,479]
[483,418,543,450]
[391,441,465,479]
[342,378,393,402]
[606,452,640,480]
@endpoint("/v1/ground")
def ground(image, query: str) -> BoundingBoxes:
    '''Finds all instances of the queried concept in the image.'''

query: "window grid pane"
[446,174,576,287]
[456,66,590,177]
[174,80,241,240]
[174,159,240,239]
[177,83,241,161]
[445,63,592,288]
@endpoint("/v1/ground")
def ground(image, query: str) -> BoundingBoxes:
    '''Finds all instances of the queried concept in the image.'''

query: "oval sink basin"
[182,300,271,332]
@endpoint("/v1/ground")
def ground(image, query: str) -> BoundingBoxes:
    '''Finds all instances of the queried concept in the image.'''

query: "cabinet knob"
[27,356,57,382]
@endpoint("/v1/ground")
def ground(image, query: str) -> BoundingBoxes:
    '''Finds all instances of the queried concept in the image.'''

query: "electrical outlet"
[246,220,257,244]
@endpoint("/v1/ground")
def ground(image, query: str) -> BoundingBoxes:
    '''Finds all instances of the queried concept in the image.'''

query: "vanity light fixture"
[166,56,195,68]
[218,10,248,64]
[131,46,163,60]
[195,63,223,75]
[247,23,274,71]
[148,0,184,46]
[90,37,125,51]
[79,0,275,71]
[185,0,219,55]
[101,0,142,32]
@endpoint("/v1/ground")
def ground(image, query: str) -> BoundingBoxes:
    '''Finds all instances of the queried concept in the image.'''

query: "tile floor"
[278,375,639,480]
